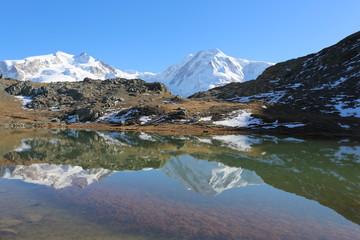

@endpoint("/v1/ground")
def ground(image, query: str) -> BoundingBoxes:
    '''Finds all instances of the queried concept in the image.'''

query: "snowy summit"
[0,51,147,83]
[151,48,273,96]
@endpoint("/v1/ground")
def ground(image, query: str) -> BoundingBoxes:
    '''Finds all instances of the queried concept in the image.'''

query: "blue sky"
[1,0,359,72]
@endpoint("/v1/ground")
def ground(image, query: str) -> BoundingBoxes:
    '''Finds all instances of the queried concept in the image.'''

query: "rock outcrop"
[5,78,172,122]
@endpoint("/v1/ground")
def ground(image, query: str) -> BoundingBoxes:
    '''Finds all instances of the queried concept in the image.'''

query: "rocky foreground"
[0,32,359,138]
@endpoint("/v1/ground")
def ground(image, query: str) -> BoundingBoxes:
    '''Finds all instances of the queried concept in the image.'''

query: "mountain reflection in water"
[0,129,359,239]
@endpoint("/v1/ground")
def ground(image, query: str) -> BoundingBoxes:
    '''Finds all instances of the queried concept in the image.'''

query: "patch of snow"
[213,110,262,127]
[329,77,348,88]
[199,116,212,121]
[227,91,286,104]
[100,109,138,123]
[338,123,350,129]
[287,83,302,88]
[139,116,152,125]
[51,106,60,111]
[153,115,168,122]
[310,85,326,90]
[334,100,360,118]
[283,123,306,128]
[15,95,33,109]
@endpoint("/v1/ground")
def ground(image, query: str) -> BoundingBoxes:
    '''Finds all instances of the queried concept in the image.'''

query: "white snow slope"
[0,51,154,83]
[0,49,273,97]
[149,48,273,96]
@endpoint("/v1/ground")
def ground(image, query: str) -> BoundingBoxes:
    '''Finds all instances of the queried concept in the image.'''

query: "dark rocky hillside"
[190,31,360,133]
[4,78,173,122]
[191,31,359,107]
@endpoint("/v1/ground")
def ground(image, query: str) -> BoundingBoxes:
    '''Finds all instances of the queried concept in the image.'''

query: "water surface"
[0,129,359,239]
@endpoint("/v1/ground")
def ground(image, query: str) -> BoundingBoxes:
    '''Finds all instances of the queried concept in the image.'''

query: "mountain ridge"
[0,49,273,96]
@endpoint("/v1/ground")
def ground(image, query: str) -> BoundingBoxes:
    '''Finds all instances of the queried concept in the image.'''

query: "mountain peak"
[54,50,71,57]
[201,48,223,54]
[154,48,273,96]
[75,52,92,63]
[197,48,226,58]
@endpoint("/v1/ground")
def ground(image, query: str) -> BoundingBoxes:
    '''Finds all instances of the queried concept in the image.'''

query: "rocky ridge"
[5,78,172,123]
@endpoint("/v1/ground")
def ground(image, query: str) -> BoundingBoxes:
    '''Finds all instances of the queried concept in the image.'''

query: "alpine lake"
[0,129,359,240]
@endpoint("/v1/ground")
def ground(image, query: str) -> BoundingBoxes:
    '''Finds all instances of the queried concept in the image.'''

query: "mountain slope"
[147,48,273,96]
[190,31,360,127]
[0,49,272,96]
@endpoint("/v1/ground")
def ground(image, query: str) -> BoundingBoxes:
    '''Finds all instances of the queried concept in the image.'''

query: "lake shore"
[1,121,359,139]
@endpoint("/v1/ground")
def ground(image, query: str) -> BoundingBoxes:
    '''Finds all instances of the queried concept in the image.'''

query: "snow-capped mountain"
[150,48,273,96]
[0,164,114,189]
[0,49,272,96]
[161,155,264,196]
[0,51,154,83]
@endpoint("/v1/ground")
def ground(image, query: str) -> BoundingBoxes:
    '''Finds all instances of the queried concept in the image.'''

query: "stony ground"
[0,77,358,138]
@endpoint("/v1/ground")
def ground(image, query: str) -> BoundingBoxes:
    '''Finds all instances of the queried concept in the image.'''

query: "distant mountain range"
[0,49,272,96]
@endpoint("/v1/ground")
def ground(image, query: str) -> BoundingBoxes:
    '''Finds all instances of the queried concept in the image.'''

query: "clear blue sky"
[1,0,359,72]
